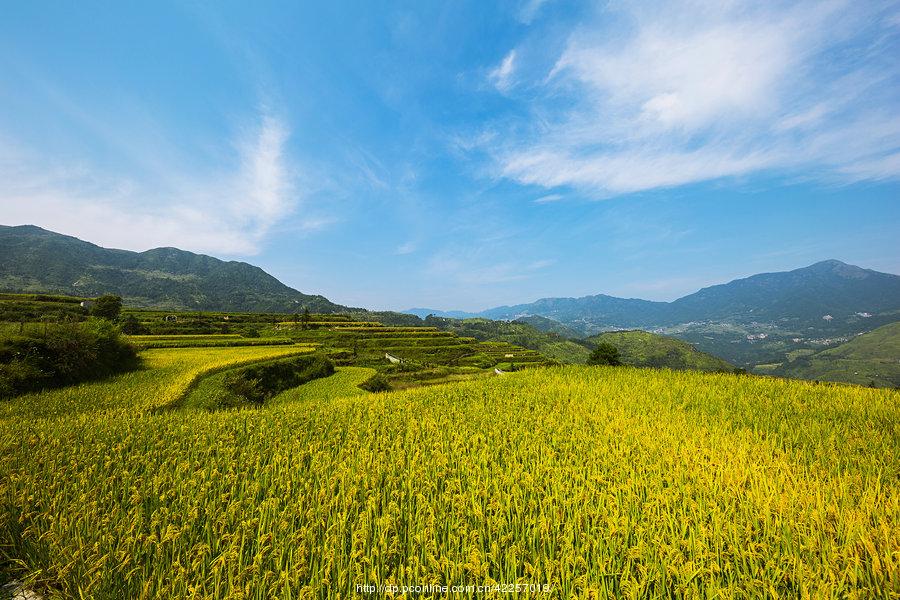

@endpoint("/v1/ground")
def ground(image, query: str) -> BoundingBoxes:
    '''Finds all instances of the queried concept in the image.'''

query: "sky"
[1,0,899,312]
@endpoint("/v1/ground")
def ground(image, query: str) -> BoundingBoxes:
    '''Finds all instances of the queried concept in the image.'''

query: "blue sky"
[1,1,899,311]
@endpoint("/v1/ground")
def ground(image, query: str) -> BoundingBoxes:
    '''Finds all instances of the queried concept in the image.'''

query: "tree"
[588,341,622,366]
[91,295,122,320]
[301,307,311,330]
[120,314,147,335]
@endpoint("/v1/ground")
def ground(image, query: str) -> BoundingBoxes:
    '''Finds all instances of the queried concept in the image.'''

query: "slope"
[772,321,900,388]
[589,330,738,373]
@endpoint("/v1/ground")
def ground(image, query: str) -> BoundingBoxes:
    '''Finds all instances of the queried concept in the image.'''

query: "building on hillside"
[385,353,402,364]
[164,315,178,322]
[80,300,94,310]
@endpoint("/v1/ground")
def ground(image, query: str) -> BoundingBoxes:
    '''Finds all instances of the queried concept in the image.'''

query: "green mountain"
[512,315,583,339]
[588,330,738,373]
[0,225,349,313]
[771,322,900,388]
[472,260,900,367]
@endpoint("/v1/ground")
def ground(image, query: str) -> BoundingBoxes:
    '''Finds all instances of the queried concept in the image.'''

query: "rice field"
[127,335,298,349]
[0,345,315,419]
[0,359,897,598]
[270,366,376,405]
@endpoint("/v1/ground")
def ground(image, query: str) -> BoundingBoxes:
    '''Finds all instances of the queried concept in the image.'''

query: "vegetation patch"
[0,320,138,399]
[182,354,334,409]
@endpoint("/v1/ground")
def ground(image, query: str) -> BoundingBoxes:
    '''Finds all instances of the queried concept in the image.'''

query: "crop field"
[0,345,315,420]
[127,334,298,349]
[270,366,376,405]
[1,360,897,598]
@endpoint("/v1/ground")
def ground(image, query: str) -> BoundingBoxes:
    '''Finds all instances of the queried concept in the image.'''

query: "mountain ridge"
[0,224,352,313]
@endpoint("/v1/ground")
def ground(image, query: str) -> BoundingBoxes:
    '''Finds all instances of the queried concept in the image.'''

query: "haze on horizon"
[1,1,899,312]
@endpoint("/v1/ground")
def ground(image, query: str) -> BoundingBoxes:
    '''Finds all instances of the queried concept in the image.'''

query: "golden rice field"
[0,353,898,598]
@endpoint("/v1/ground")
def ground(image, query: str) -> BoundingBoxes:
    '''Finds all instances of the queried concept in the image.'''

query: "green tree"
[120,314,147,335]
[301,307,311,330]
[91,295,122,320]
[588,342,622,366]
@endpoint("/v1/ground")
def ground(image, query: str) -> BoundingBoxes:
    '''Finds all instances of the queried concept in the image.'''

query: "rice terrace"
[2,1,900,598]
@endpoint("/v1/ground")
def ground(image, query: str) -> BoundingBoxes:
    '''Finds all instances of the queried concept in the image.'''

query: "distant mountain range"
[0,225,351,313]
[407,260,900,367]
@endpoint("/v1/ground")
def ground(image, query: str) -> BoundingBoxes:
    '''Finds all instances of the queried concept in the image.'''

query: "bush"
[360,373,392,392]
[120,314,149,335]
[0,319,139,399]
[588,342,622,366]
[218,355,335,407]
[91,295,123,320]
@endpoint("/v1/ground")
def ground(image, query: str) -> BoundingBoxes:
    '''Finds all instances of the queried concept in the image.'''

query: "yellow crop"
[0,360,897,598]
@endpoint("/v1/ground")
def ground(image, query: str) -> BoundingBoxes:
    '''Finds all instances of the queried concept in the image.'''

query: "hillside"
[512,315,583,338]
[771,322,900,388]
[0,225,348,313]
[422,316,592,364]
[589,330,738,373]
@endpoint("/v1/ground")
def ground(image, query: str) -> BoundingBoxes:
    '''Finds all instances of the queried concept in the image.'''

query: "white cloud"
[395,241,417,255]
[489,50,518,92]
[518,0,552,24]
[533,193,564,203]
[0,110,316,255]
[491,0,900,195]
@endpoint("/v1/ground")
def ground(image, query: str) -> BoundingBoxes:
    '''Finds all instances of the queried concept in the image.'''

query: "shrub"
[360,373,392,392]
[0,319,139,399]
[120,314,149,335]
[91,295,123,320]
[218,355,335,407]
[588,341,622,366]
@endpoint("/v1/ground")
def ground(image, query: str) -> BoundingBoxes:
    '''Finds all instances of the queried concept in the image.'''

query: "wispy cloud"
[0,109,317,255]
[518,0,552,24]
[489,50,517,92]
[395,241,417,255]
[489,0,900,195]
[533,193,563,203]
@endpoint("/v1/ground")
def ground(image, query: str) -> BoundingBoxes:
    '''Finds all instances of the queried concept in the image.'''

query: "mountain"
[404,308,478,319]
[431,260,900,368]
[667,260,900,326]
[477,260,900,332]
[588,330,738,373]
[0,225,349,313]
[770,322,900,388]
[480,294,669,329]
[512,315,583,339]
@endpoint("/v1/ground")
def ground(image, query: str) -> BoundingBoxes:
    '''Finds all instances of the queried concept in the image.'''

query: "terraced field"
[127,334,297,349]
[0,344,315,419]
[271,323,554,388]
[270,366,376,405]
[1,362,897,597]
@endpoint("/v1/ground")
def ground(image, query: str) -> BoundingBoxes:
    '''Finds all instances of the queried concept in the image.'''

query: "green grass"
[1,364,897,597]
